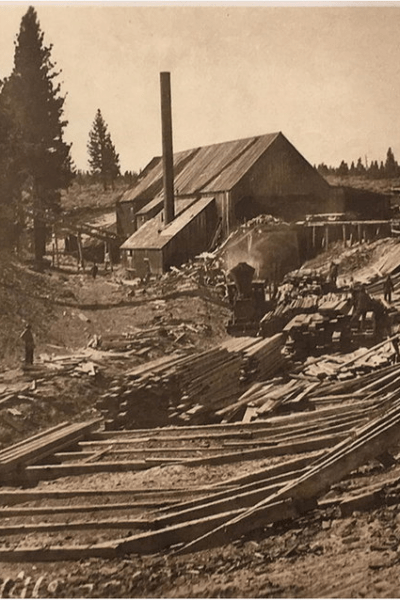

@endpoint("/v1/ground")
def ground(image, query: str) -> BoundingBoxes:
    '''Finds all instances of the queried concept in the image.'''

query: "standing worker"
[20,323,35,366]
[143,258,151,284]
[383,274,394,303]
[329,262,339,288]
[104,249,112,272]
[355,284,370,327]
[91,262,98,280]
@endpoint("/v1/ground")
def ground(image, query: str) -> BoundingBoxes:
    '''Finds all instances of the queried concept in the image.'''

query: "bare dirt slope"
[0,254,230,447]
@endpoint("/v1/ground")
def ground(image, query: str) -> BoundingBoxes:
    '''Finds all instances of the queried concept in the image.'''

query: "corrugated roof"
[120,132,281,204]
[121,197,215,250]
[136,195,197,217]
[120,148,198,204]
[201,134,280,192]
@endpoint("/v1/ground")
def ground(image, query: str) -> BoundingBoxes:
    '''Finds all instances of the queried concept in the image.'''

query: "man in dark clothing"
[20,323,34,365]
[329,262,339,288]
[91,262,98,280]
[356,285,370,327]
[383,275,394,303]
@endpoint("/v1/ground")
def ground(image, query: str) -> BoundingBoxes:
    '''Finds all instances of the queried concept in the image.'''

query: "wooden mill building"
[119,131,390,276]
[118,131,334,238]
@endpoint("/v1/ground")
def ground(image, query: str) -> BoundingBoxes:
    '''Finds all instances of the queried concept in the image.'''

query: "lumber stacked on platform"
[98,336,287,429]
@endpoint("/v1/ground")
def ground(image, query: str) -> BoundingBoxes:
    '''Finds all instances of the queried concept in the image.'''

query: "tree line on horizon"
[317,148,400,180]
[0,6,122,261]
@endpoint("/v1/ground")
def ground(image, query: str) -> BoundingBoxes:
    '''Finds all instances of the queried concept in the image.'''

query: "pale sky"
[1,2,400,173]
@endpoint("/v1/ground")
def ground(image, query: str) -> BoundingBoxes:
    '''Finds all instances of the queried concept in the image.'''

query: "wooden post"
[357,223,362,243]
[325,225,329,251]
[55,234,59,268]
[77,233,84,272]
[312,226,316,250]
[342,224,346,248]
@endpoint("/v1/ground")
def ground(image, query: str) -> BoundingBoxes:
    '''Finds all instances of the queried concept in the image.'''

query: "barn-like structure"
[119,131,390,276]
[118,131,334,239]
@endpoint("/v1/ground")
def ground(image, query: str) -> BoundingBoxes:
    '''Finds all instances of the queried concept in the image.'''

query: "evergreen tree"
[349,161,356,176]
[317,163,330,177]
[356,157,366,175]
[336,160,349,177]
[4,6,74,261]
[385,147,398,178]
[0,81,21,249]
[87,109,120,190]
[367,160,380,180]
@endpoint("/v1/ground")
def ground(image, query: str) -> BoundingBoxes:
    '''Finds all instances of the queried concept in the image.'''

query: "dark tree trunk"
[33,216,46,263]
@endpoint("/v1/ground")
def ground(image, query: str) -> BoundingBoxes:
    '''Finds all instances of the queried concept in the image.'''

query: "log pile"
[98,335,287,429]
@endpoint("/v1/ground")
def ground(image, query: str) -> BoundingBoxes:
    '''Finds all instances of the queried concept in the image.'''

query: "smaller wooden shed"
[120,197,218,278]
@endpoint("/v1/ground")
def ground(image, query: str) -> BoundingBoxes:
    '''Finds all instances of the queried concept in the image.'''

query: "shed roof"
[136,194,197,218]
[121,197,215,250]
[120,132,281,204]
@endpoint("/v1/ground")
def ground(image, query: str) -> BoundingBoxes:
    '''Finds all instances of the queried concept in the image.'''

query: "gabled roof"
[121,197,215,250]
[120,132,281,204]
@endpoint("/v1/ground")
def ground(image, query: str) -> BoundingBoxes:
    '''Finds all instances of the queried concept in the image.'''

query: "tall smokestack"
[160,72,175,224]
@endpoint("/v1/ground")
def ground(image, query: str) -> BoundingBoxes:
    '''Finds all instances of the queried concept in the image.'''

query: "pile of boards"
[260,295,319,337]
[283,292,380,356]
[4,373,400,560]
[97,334,286,429]
[0,419,101,486]
[224,356,400,422]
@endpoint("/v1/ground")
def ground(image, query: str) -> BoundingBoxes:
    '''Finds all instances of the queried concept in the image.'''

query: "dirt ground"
[2,241,400,597]
[0,252,230,447]
[1,455,400,598]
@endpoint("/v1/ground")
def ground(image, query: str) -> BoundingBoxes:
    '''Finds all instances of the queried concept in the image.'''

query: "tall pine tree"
[4,6,74,262]
[0,80,22,249]
[385,147,398,178]
[87,109,120,190]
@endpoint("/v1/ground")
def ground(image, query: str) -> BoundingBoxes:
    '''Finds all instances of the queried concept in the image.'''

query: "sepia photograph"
[1,0,400,597]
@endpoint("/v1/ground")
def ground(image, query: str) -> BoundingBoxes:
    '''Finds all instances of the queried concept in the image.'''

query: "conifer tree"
[87,109,120,190]
[337,160,349,177]
[385,147,398,178]
[4,6,74,261]
[0,82,21,249]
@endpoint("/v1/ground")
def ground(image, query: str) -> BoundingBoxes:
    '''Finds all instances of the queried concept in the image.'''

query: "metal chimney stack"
[160,72,175,225]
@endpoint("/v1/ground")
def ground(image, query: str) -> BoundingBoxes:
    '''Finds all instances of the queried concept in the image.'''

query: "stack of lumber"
[225,357,400,423]
[100,323,205,355]
[373,243,400,276]
[237,334,287,382]
[283,291,382,357]
[301,334,399,380]
[260,295,319,337]
[0,419,101,485]
[98,336,286,430]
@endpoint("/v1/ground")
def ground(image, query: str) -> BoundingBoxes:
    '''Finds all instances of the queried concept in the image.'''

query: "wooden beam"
[177,401,400,554]
[116,499,297,556]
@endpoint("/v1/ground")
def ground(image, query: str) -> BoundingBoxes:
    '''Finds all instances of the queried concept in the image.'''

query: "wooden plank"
[0,486,231,505]
[0,518,152,536]
[116,499,297,556]
[25,459,176,479]
[177,401,400,554]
